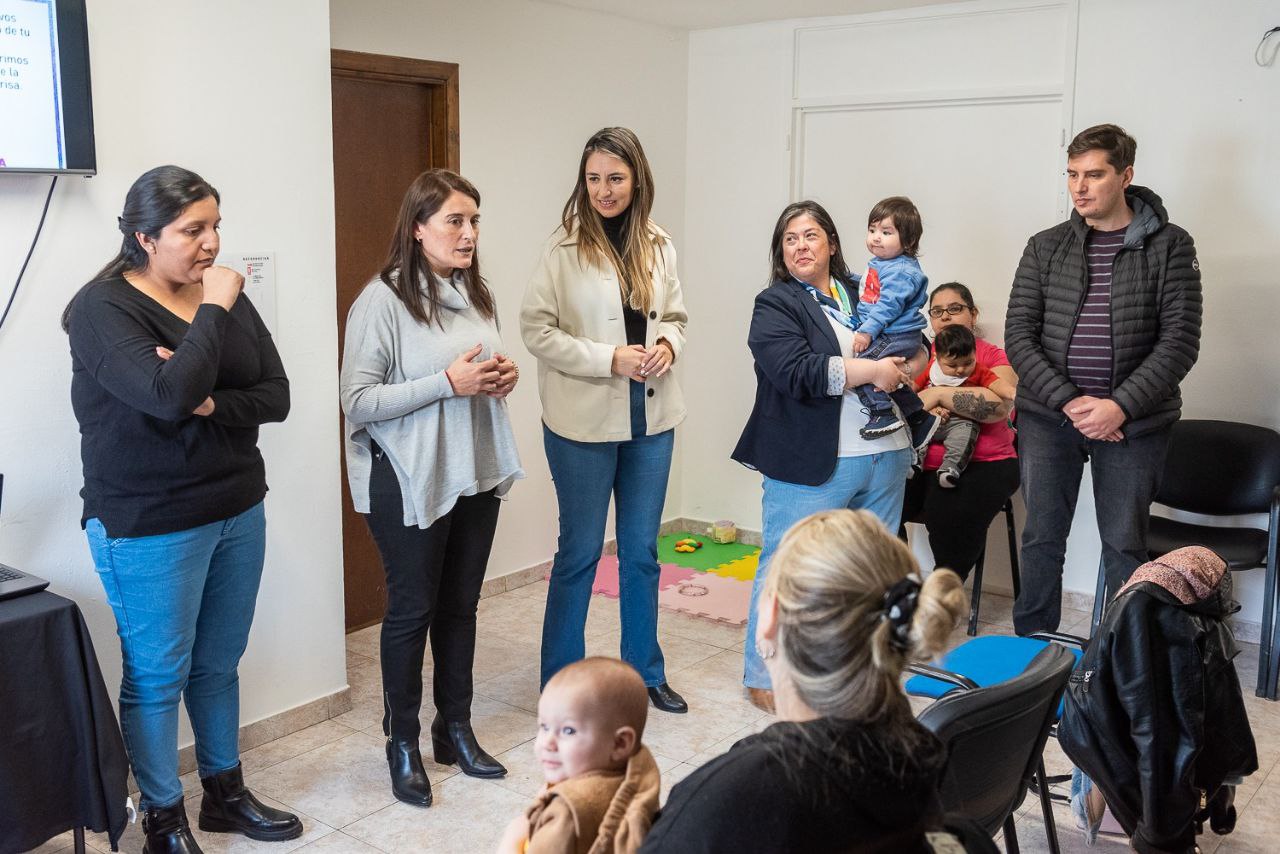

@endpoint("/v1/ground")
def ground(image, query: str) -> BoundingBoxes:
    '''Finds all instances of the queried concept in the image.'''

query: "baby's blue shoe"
[861,410,904,439]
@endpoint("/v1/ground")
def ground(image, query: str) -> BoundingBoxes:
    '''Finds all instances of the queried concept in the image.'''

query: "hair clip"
[882,574,922,652]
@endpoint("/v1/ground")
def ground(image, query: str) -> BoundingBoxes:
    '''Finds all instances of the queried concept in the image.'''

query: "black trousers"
[1011,414,1170,635]
[901,456,1020,582]
[363,445,500,740]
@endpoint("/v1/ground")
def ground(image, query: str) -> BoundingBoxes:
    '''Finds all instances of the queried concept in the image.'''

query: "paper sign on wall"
[220,252,276,333]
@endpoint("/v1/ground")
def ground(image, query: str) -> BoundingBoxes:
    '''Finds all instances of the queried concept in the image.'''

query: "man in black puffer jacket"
[1006,123,1202,634]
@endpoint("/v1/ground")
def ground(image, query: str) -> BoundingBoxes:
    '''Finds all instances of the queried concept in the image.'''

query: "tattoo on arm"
[951,391,1000,422]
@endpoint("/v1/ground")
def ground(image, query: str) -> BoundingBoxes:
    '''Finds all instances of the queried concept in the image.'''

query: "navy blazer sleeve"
[747,284,837,401]
[732,282,844,486]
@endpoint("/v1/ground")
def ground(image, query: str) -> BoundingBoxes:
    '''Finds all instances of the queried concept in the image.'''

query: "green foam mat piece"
[658,531,759,571]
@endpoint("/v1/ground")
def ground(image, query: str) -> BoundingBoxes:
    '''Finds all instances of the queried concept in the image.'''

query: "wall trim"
[794,85,1064,112]
[784,0,1078,201]
[790,0,1073,101]
[492,516,1264,646]
[218,506,1260,781]
[175,687,352,777]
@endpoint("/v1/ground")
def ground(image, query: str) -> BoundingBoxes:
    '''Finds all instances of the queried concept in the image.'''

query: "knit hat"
[1116,545,1227,605]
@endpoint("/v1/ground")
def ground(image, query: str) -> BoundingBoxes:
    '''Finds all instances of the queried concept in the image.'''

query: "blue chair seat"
[906,636,1084,718]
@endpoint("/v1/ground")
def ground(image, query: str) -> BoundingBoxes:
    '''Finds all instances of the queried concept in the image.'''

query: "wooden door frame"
[331,49,460,172]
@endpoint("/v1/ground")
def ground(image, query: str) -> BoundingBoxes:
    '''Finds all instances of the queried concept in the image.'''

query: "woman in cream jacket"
[521,127,689,713]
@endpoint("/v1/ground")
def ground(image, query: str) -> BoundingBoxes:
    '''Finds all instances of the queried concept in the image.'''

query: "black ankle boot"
[386,736,432,806]
[431,717,507,778]
[198,762,303,841]
[142,796,203,854]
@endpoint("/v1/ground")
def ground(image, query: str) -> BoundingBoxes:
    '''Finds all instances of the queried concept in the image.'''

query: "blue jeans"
[85,502,266,810]
[541,420,674,688]
[854,330,925,417]
[1012,412,1171,635]
[743,450,912,688]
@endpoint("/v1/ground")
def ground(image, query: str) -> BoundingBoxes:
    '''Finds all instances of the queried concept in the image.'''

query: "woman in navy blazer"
[732,200,926,711]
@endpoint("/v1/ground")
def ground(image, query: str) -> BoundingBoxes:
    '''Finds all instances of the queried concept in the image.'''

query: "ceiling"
[541,0,949,30]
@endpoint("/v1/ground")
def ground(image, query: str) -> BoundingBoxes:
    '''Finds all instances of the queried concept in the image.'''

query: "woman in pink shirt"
[901,282,1018,580]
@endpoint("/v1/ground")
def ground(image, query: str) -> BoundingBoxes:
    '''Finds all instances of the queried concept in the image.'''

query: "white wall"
[681,0,1280,623]
[680,18,795,530]
[0,0,347,741]
[328,0,691,579]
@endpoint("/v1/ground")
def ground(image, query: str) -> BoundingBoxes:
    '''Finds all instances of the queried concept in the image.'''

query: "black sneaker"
[861,410,905,439]
[907,411,941,452]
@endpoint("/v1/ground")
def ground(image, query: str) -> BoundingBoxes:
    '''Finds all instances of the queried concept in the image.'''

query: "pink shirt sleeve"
[975,337,1011,369]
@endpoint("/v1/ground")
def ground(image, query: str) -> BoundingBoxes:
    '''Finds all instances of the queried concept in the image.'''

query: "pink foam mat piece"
[657,572,752,626]
[583,556,697,599]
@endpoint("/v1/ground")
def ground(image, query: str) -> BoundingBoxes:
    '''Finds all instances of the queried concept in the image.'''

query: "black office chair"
[902,498,1021,635]
[1143,419,1280,699]
[913,644,1076,854]
[935,814,1003,853]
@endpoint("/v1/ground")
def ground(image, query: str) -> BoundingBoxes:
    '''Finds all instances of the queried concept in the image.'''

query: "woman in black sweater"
[640,510,966,853]
[64,166,298,854]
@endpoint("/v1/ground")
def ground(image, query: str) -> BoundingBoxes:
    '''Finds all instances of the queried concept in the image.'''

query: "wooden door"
[331,50,460,631]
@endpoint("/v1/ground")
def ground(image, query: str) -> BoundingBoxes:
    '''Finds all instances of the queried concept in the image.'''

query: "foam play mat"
[588,555,696,598]
[548,533,763,625]
[659,532,761,624]
[657,532,758,571]
[706,554,759,582]
[658,572,754,626]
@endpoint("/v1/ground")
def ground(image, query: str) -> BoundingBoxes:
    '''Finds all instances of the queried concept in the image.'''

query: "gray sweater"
[340,273,523,528]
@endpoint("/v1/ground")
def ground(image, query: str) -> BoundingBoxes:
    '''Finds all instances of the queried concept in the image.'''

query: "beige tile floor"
[23,584,1280,853]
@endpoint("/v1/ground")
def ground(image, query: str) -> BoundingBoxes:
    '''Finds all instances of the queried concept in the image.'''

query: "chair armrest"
[1028,630,1088,649]
[906,663,979,691]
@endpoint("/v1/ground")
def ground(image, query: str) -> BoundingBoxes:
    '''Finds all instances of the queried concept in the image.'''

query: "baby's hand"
[496,814,529,854]
[852,332,872,353]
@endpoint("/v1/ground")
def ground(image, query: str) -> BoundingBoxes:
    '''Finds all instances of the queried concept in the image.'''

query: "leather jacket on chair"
[1057,574,1258,854]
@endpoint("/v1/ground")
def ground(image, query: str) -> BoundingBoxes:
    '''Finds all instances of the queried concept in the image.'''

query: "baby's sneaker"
[861,410,904,440]
[937,467,960,489]
[907,411,941,452]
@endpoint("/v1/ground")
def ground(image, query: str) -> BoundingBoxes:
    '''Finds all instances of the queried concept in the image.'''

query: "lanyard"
[801,278,859,334]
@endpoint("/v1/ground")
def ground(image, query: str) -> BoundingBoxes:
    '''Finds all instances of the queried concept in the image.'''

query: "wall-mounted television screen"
[0,0,95,175]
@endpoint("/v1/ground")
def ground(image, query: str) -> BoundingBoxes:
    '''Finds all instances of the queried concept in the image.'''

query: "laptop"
[0,475,51,601]
[0,562,50,601]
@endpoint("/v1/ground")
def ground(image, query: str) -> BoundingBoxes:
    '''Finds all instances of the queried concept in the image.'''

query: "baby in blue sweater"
[852,196,934,444]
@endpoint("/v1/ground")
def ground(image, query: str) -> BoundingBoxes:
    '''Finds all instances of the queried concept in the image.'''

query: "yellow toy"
[674,537,703,553]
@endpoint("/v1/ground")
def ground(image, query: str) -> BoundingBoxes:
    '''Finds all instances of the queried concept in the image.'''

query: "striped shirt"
[1066,227,1125,395]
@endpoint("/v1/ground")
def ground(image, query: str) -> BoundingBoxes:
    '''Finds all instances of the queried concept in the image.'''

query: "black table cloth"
[0,590,128,853]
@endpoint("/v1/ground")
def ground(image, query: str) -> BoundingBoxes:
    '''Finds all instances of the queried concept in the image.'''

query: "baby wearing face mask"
[913,323,1017,488]
[497,657,660,854]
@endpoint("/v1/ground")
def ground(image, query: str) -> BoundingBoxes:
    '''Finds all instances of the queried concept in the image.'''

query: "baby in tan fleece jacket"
[497,657,660,854]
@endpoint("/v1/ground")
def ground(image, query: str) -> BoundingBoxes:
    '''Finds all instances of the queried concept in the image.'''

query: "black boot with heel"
[142,796,202,854]
[198,762,303,841]
[386,736,433,806]
[431,717,507,778]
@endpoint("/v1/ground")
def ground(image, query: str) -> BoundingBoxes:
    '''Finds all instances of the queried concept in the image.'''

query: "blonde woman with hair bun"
[640,509,967,853]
